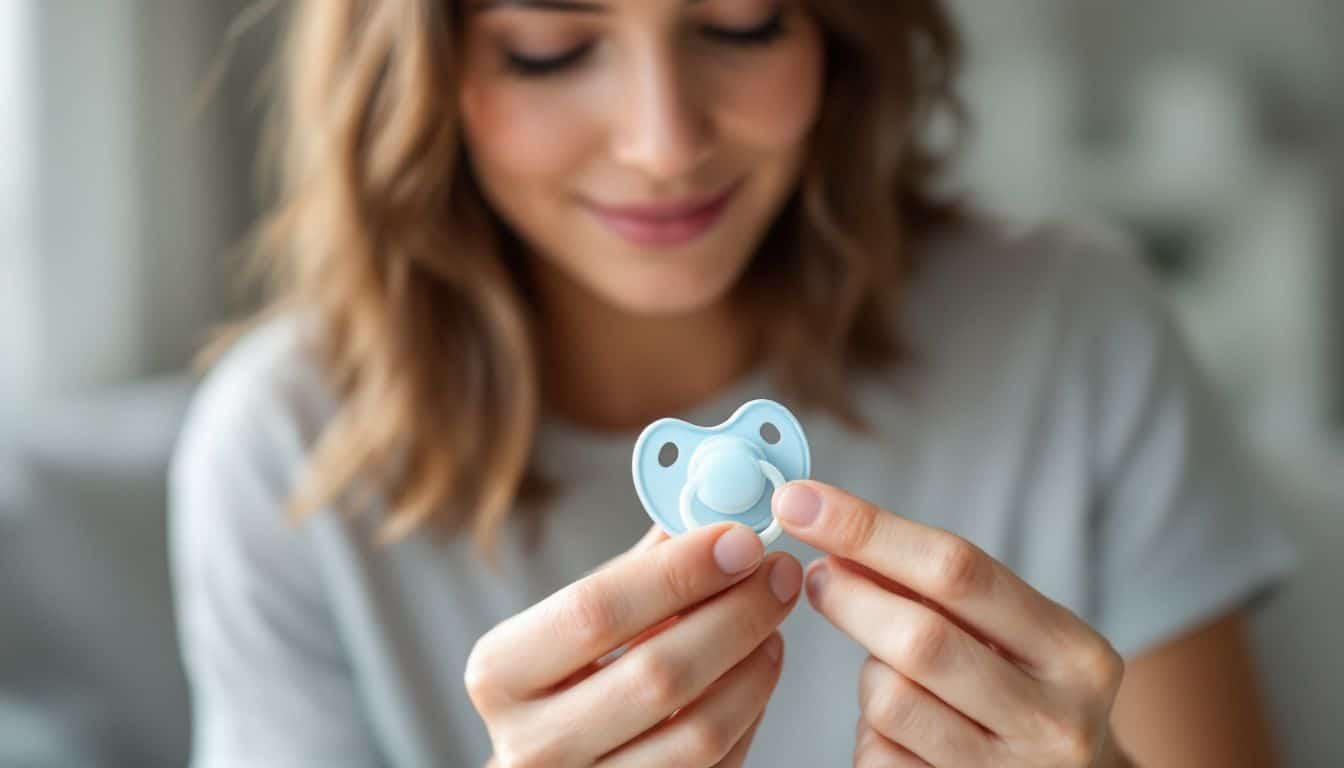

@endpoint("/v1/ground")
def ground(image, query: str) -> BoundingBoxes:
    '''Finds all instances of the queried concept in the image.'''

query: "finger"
[854,720,931,768]
[714,708,766,768]
[596,633,783,768]
[808,556,1045,738]
[553,554,802,761]
[837,558,1011,654]
[468,521,765,700]
[541,616,681,694]
[550,614,686,694]
[560,526,679,684]
[857,655,996,766]
[773,480,1081,671]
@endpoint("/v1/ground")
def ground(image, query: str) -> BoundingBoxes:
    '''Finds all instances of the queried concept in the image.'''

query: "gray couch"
[2,375,1341,766]
[2,376,194,767]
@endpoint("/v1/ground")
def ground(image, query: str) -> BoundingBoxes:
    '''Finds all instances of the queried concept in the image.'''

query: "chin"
[598,263,744,318]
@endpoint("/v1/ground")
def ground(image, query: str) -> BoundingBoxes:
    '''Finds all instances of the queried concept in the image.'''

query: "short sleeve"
[168,330,383,767]
[1073,229,1302,659]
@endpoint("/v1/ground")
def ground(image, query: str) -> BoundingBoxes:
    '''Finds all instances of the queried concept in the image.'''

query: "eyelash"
[503,10,787,77]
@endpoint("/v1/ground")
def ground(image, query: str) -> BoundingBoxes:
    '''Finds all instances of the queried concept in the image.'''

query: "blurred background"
[1,1,1341,765]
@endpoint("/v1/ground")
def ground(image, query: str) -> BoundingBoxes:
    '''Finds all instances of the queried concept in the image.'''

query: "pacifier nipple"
[679,436,786,544]
[695,442,764,515]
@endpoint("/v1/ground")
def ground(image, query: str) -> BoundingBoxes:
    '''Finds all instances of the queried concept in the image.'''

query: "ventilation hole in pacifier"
[658,441,679,467]
[759,422,781,445]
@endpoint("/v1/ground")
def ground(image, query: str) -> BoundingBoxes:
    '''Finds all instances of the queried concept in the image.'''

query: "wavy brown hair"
[204,0,967,564]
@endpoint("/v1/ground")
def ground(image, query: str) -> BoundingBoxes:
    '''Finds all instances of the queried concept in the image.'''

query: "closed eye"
[502,8,787,77]
[504,43,594,75]
[702,9,785,47]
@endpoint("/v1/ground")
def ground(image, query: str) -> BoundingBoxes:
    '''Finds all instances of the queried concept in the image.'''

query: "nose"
[612,44,713,181]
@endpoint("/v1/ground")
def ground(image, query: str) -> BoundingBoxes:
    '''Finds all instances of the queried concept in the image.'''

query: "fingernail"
[769,557,802,603]
[713,525,764,574]
[774,483,821,527]
[806,562,830,604]
[765,633,783,663]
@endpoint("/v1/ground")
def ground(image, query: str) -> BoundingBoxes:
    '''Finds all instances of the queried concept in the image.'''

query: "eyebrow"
[470,0,705,14]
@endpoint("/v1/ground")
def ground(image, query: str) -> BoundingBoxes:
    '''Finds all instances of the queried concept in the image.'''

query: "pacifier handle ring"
[677,459,787,543]
[678,481,701,533]
[757,518,782,547]
[757,459,785,493]
[756,460,785,546]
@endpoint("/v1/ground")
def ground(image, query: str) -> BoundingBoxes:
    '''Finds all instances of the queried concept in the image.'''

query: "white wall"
[2,1,262,416]
[1,0,42,435]
[38,2,149,391]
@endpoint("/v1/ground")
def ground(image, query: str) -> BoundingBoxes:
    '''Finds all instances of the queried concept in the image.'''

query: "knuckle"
[492,738,560,768]
[715,573,782,646]
[463,637,500,703]
[1021,708,1101,766]
[864,674,922,736]
[741,585,784,638]
[627,652,686,711]
[857,655,885,705]
[856,736,918,768]
[1040,718,1097,765]
[558,579,622,651]
[925,536,989,599]
[655,547,700,604]
[894,615,954,675]
[1070,637,1126,693]
[752,643,785,688]
[1097,643,1126,692]
[852,727,885,768]
[854,751,890,768]
[833,502,881,554]
[1108,648,1127,690]
[682,716,737,764]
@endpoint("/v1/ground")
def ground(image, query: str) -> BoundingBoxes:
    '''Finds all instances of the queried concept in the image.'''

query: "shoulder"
[168,315,367,736]
[917,208,1157,307]
[167,310,354,625]
[897,211,1194,481]
[169,311,339,530]
[176,312,335,468]
[908,209,1167,359]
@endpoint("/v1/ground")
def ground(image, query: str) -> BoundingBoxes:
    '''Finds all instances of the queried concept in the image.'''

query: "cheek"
[714,33,825,150]
[458,77,594,188]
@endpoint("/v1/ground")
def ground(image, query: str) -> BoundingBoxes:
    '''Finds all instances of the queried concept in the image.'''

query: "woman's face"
[458,0,825,317]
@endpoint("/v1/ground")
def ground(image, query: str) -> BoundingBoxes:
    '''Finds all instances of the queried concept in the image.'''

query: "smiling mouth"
[585,180,743,248]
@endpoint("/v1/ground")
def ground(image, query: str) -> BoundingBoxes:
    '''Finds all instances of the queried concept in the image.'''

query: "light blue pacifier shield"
[631,399,811,546]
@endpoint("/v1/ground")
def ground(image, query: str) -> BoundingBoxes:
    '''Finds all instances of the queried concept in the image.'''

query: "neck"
[530,262,762,435]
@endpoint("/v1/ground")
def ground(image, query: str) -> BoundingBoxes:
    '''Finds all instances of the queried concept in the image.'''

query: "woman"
[170,0,1299,765]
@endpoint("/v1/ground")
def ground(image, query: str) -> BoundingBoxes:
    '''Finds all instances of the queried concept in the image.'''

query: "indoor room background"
[2,1,1341,765]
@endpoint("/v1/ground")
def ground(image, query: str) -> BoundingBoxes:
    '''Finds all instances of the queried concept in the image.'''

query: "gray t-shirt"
[169,217,1299,767]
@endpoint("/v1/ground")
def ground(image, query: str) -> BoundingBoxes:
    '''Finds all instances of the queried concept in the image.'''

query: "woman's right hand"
[467,521,804,768]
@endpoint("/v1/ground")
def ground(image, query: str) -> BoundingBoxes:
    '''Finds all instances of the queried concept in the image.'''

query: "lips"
[586,180,742,248]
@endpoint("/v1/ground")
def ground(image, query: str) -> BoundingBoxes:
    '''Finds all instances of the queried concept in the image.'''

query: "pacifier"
[631,399,811,546]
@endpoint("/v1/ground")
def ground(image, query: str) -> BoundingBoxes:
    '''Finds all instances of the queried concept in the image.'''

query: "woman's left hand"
[771,481,1133,768]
